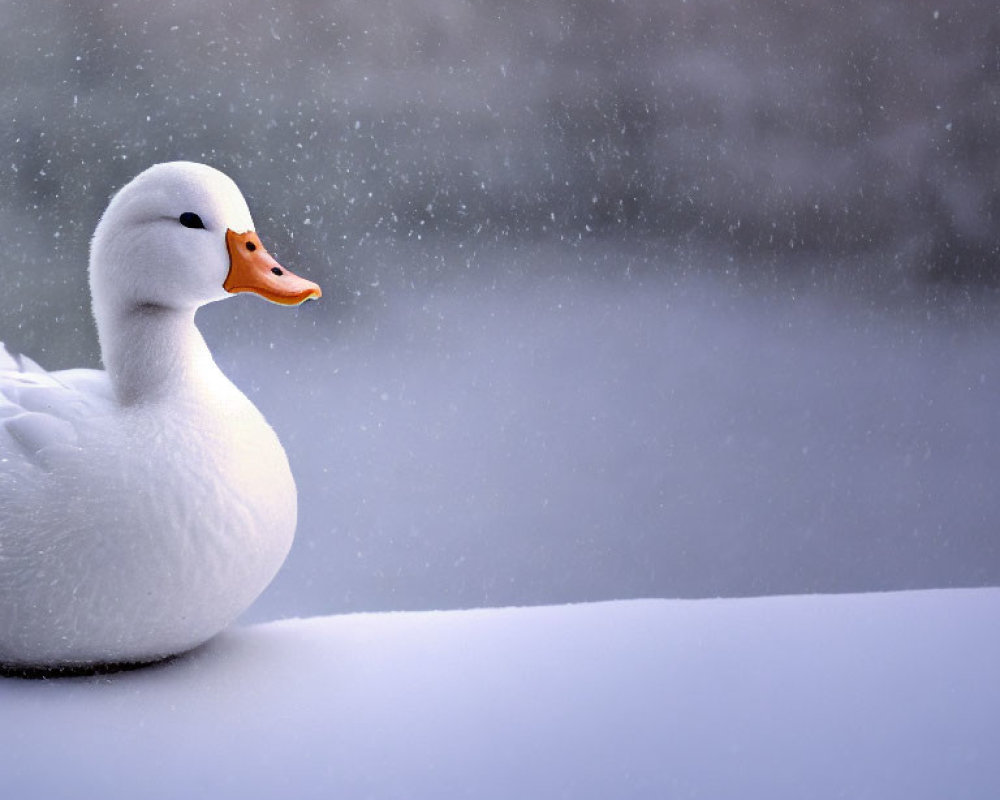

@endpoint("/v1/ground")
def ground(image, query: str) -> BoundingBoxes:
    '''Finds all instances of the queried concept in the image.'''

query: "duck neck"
[100,304,217,406]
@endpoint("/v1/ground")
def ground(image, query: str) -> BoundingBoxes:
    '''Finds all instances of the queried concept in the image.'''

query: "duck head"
[89,161,321,321]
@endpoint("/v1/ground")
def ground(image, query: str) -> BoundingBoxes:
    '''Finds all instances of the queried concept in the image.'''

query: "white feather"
[0,162,303,670]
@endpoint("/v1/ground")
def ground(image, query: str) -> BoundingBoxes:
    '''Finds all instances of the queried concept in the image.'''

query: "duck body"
[0,352,295,668]
[0,162,320,670]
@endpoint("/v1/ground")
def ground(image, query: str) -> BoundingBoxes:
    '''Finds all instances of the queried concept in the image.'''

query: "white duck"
[0,161,321,672]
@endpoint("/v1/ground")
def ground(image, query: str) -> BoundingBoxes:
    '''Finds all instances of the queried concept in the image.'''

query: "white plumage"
[0,162,320,670]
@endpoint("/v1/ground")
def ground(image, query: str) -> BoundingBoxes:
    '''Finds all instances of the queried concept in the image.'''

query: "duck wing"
[0,343,114,471]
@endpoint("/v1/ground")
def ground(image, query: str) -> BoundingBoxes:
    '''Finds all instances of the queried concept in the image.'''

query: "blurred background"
[0,0,997,620]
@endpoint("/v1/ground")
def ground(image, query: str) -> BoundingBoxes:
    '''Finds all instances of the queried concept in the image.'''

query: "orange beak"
[223,229,321,306]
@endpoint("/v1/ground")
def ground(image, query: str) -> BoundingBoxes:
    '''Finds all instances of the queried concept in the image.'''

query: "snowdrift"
[2,589,998,799]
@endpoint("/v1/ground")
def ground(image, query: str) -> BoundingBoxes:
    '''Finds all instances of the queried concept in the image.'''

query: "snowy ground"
[2,588,998,799]
[196,242,1000,619]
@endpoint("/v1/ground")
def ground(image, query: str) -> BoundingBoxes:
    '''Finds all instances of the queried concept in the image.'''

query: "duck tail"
[0,342,45,374]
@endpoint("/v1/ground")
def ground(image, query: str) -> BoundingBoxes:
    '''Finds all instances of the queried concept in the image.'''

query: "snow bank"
[3,589,998,799]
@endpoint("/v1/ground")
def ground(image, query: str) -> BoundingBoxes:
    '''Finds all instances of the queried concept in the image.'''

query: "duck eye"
[179,212,205,229]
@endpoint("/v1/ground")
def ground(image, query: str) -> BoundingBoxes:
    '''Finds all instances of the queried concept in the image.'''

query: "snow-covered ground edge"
[2,588,998,799]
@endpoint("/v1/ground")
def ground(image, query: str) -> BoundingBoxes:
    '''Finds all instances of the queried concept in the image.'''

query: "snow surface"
[3,588,998,799]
